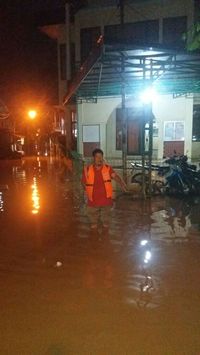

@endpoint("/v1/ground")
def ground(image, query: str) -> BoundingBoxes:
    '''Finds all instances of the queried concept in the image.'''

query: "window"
[193,105,200,141]
[71,111,77,139]
[164,121,185,141]
[105,20,159,45]
[59,44,66,80]
[83,125,99,143]
[82,125,100,157]
[55,110,61,129]
[163,16,187,49]
[153,122,158,137]
[80,27,101,62]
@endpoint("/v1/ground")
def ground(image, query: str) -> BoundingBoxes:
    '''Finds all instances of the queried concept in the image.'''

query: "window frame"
[164,121,185,142]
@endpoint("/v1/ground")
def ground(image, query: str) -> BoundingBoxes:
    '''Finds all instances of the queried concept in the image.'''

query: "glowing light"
[0,192,4,212]
[32,210,39,215]
[140,87,157,104]
[28,110,37,120]
[31,177,40,215]
[144,250,152,264]
[140,240,148,246]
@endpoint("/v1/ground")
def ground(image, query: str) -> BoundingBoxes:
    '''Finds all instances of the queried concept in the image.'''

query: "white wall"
[152,95,193,159]
[77,97,121,157]
[77,94,194,160]
[192,142,200,160]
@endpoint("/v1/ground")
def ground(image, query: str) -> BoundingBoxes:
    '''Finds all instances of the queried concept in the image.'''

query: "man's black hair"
[92,148,104,157]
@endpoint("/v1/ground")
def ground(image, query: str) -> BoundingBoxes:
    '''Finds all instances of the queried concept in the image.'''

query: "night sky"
[0,1,82,114]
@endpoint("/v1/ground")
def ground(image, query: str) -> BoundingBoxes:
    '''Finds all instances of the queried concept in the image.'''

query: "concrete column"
[184,97,193,158]
[77,104,83,155]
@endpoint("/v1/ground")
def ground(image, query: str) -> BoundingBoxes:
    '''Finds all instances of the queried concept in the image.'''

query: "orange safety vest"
[84,164,113,202]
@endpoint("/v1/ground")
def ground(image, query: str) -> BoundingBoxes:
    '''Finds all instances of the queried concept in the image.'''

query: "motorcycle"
[130,162,167,195]
[130,155,200,196]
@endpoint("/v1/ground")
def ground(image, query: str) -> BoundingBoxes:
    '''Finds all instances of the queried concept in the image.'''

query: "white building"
[43,0,200,162]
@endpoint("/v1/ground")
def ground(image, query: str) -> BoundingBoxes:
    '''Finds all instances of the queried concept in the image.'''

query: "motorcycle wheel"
[131,174,165,195]
[153,181,166,195]
[131,173,149,194]
[131,173,147,184]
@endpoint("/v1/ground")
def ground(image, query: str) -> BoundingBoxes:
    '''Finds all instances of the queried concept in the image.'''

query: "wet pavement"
[1,157,200,355]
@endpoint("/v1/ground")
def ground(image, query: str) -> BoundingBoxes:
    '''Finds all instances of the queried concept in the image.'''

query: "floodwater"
[0,157,200,355]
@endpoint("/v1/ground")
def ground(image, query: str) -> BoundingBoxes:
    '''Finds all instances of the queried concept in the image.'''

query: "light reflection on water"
[1,159,200,313]
[11,158,42,215]
[151,207,192,243]
[0,191,4,212]
[123,237,159,309]
[31,176,40,215]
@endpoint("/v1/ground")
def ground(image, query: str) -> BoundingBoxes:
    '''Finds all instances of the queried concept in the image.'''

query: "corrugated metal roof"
[63,40,200,104]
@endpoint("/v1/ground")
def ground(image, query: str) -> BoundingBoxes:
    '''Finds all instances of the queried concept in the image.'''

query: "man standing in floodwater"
[82,148,127,236]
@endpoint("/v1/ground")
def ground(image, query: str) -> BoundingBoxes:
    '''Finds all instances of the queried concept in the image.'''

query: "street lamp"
[28,110,37,120]
[140,87,157,105]
[26,110,37,155]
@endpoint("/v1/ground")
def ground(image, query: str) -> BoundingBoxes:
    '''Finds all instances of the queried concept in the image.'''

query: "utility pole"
[119,0,127,181]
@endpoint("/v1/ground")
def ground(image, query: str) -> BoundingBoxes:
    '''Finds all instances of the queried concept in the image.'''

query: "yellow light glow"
[28,110,37,120]
[32,210,39,215]
[140,87,157,104]
[31,177,40,215]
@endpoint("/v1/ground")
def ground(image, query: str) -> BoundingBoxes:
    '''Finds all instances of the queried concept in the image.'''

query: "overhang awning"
[63,39,200,104]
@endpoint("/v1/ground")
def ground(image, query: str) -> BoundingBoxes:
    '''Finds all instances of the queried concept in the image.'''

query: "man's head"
[92,148,104,166]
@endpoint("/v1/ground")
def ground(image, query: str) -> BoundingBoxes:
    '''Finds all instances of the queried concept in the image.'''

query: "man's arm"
[111,170,128,192]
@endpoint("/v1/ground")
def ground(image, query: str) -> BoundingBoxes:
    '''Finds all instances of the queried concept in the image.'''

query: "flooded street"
[1,157,200,355]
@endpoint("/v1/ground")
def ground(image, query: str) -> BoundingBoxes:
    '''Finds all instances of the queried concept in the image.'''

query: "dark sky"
[0,1,77,113]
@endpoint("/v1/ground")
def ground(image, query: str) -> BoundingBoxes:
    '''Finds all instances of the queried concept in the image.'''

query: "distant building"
[0,102,12,158]
[41,22,76,155]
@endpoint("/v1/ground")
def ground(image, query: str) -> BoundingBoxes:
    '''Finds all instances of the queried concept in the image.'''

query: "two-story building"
[43,0,200,162]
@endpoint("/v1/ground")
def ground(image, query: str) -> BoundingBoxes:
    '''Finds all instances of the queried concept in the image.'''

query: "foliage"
[183,23,200,51]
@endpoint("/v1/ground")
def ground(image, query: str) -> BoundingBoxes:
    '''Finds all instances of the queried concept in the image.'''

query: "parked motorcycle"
[130,162,166,195]
[177,155,200,194]
[130,155,200,196]
[164,155,200,195]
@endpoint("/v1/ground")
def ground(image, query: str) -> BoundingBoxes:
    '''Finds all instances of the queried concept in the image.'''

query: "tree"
[183,23,200,51]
